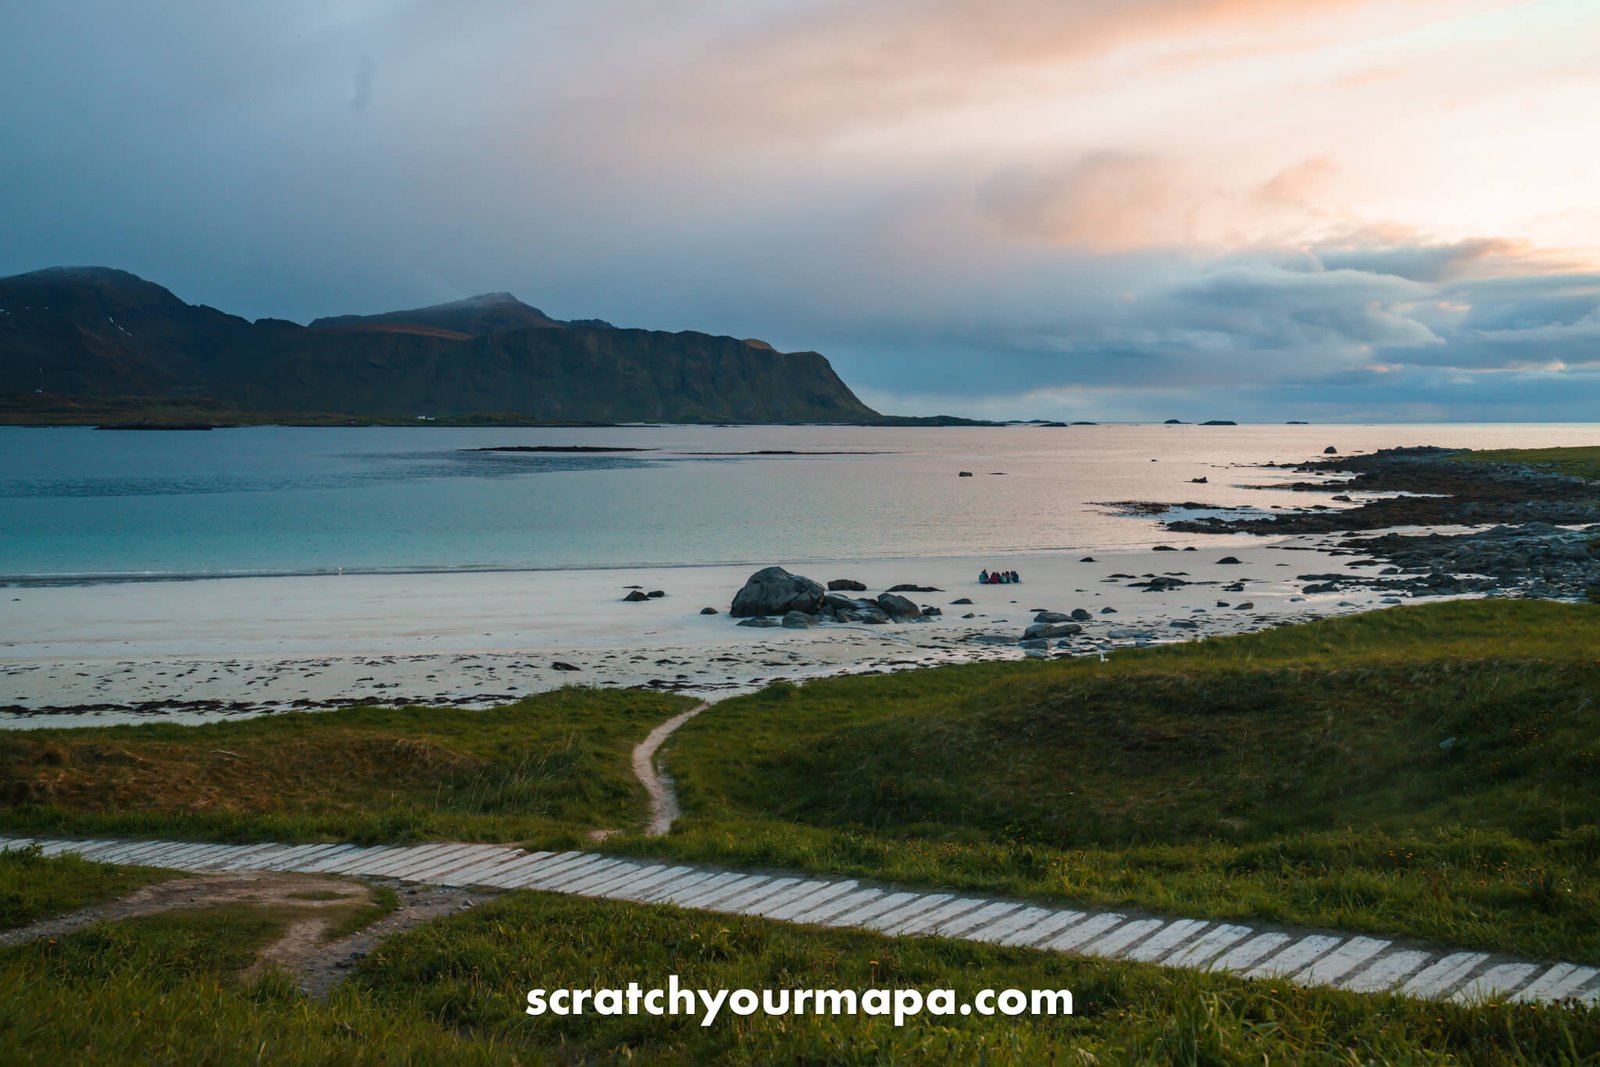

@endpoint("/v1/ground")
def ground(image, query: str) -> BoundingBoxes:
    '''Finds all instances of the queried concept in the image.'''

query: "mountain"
[308,292,566,336]
[0,267,879,423]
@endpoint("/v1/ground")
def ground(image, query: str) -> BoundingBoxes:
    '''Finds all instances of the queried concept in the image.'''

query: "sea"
[1,423,1595,583]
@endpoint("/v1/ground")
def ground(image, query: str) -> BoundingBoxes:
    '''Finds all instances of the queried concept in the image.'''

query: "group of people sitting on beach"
[978,568,1020,584]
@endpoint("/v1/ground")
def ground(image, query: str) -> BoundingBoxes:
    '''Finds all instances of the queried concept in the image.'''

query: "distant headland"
[0,266,993,427]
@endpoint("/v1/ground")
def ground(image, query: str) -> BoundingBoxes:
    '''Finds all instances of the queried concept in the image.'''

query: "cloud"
[609,0,1462,147]
[0,0,1595,424]
[979,153,1190,250]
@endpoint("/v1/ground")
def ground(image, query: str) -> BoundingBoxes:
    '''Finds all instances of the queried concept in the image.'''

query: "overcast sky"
[4,0,1598,421]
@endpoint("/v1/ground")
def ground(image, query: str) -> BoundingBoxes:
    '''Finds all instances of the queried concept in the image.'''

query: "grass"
[0,845,173,931]
[0,687,695,846]
[1454,446,1600,481]
[8,601,1599,969]
[0,900,508,1066]
[610,600,1600,963]
[324,882,400,943]
[1,857,1595,1065]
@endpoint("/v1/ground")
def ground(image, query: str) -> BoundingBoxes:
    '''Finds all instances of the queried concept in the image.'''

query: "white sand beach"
[0,534,1413,728]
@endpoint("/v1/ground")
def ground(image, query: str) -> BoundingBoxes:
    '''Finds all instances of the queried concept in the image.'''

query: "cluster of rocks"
[728,567,942,628]
[1170,447,1600,537]
[1132,445,1600,603]
[1339,523,1600,600]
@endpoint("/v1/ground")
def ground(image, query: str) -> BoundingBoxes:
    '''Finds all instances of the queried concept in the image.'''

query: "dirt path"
[293,882,492,999]
[0,872,370,951]
[632,700,710,836]
[0,870,491,998]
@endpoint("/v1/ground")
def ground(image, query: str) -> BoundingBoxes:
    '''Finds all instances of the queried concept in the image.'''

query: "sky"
[3,0,1599,422]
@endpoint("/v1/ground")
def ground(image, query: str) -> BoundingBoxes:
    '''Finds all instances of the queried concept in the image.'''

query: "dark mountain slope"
[0,267,879,423]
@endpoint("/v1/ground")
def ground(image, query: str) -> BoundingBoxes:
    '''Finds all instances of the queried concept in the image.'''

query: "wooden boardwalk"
[7,835,1595,1006]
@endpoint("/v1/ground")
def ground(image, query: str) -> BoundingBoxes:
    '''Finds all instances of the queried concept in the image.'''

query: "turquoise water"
[1,424,1595,581]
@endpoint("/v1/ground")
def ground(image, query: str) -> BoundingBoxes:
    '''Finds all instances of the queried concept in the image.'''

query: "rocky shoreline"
[1157,447,1600,601]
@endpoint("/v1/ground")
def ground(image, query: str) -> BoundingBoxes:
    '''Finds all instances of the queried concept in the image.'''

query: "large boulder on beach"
[1024,621,1081,640]
[875,592,921,619]
[731,566,825,617]
[822,592,891,624]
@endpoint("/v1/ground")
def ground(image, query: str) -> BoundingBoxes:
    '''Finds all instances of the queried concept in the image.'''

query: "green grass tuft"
[1453,445,1600,481]
[0,687,695,846]
[0,845,172,931]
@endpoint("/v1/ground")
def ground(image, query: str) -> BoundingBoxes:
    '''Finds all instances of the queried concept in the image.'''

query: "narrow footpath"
[632,700,709,837]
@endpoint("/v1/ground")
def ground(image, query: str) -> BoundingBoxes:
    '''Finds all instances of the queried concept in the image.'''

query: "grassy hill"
[624,600,1600,962]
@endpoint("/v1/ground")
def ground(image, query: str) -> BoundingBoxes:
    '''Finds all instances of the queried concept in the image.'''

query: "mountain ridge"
[0,266,880,424]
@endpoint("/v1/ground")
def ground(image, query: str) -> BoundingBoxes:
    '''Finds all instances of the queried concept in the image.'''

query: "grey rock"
[1023,621,1082,640]
[737,616,781,628]
[1033,611,1073,624]
[949,597,973,605]
[731,566,825,617]
[969,633,1018,645]
[888,583,941,593]
[646,590,665,598]
[876,592,921,619]
[781,610,814,629]
[827,579,867,592]
[699,607,719,615]
[1070,608,1093,622]
[622,590,649,602]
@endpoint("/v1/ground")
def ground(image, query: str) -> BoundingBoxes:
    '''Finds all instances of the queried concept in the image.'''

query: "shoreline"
[5,444,1594,730]
[1,538,1413,728]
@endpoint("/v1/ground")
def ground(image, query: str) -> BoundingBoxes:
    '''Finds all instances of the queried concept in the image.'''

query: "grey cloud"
[0,1,1594,424]
[1314,237,1528,283]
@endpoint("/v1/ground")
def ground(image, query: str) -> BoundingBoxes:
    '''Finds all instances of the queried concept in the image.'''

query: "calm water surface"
[1,424,1595,580]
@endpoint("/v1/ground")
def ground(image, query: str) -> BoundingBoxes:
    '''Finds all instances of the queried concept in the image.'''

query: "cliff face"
[0,267,879,423]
